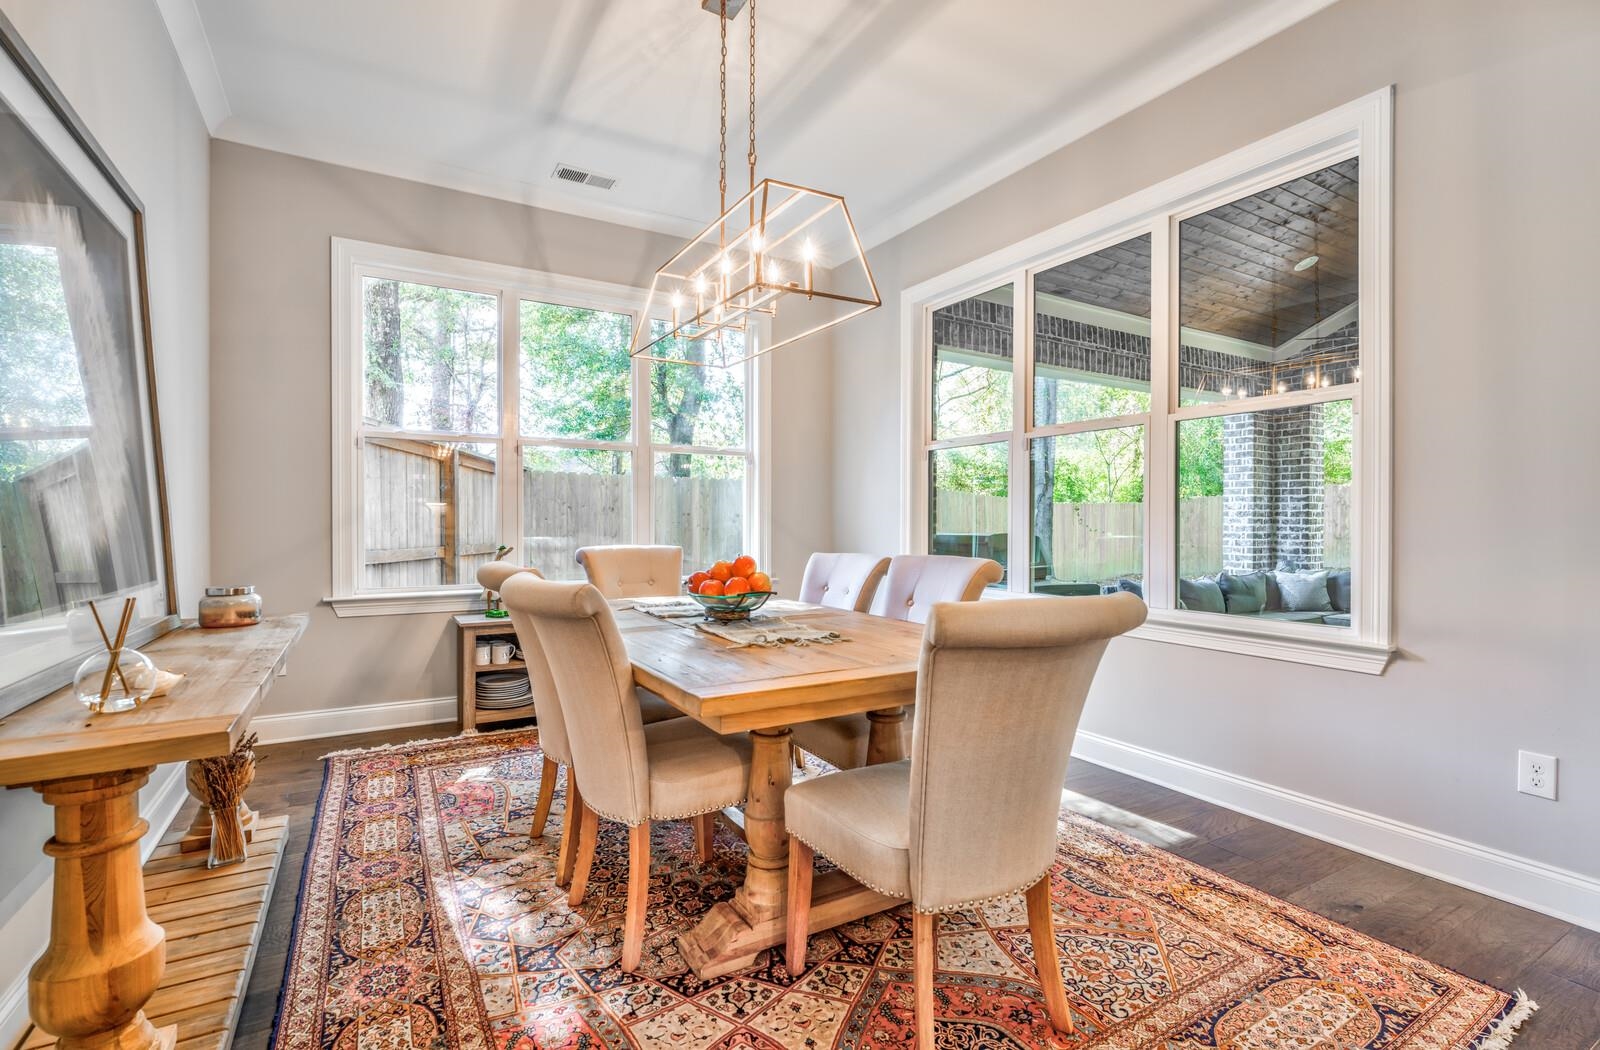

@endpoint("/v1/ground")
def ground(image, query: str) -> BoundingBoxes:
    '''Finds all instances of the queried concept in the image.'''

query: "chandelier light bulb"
[802,239,816,261]
[695,274,708,294]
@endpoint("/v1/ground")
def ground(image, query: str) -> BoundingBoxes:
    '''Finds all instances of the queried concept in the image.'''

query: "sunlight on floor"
[1059,789,1196,849]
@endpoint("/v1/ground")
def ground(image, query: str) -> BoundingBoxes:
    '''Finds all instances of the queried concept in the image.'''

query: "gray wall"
[209,142,833,717]
[830,0,1600,879]
[0,0,211,1030]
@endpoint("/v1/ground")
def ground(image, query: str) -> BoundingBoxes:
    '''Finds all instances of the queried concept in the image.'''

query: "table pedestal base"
[678,871,902,980]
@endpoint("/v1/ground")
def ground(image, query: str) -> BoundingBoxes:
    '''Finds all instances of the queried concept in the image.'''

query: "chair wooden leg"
[556,774,582,888]
[792,744,807,772]
[531,757,558,838]
[1024,875,1075,1035]
[622,822,651,972]
[913,911,937,1048]
[785,836,815,976]
[567,802,599,908]
[693,812,715,865]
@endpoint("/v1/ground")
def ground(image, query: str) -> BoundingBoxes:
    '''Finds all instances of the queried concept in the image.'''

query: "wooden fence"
[933,484,1352,584]
[362,440,744,584]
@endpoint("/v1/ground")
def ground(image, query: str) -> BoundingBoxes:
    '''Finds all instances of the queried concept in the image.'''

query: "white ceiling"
[171,0,1337,247]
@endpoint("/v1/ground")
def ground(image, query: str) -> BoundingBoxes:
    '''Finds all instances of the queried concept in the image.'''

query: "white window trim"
[899,89,1393,674]
[328,239,772,617]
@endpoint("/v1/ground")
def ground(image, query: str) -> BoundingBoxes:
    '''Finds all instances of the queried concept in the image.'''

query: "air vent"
[551,163,617,191]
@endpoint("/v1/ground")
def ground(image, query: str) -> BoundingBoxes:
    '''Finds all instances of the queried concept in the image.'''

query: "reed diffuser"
[72,598,155,713]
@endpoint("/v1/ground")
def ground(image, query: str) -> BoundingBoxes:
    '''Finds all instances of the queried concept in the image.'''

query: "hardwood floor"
[222,728,1600,1050]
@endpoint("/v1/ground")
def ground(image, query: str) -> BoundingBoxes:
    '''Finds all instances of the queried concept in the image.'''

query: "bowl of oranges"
[685,555,774,621]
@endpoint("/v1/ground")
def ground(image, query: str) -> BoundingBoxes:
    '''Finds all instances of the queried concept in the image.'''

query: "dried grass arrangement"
[186,732,260,868]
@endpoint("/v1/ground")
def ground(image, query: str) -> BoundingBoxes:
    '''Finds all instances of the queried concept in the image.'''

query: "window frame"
[901,89,1393,673]
[329,239,771,616]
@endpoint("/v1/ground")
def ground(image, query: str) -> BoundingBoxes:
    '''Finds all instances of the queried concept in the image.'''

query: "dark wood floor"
[221,726,1600,1050]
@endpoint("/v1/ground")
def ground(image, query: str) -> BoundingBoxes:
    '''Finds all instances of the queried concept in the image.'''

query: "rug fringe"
[320,724,536,760]
[1475,990,1538,1049]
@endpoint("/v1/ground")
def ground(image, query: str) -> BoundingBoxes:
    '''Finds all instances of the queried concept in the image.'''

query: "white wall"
[210,142,833,720]
[831,0,1600,890]
[0,0,211,1041]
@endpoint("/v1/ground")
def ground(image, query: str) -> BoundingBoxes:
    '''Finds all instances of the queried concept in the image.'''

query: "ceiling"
[170,0,1339,248]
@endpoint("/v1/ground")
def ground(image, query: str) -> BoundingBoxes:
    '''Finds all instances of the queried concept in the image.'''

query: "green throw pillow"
[1178,576,1226,614]
[1218,571,1268,614]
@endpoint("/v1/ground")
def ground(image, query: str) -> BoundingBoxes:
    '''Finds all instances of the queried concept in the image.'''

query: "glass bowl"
[686,590,774,622]
[74,647,157,713]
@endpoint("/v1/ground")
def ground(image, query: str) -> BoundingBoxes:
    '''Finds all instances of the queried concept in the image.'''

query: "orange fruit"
[687,571,711,590]
[731,555,757,578]
[724,577,752,596]
[698,579,725,596]
[708,561,734,582]
[747,571,771,593]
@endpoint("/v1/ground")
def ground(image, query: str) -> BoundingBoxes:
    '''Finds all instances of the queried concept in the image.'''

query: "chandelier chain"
[718,0,728,217]
[747,0,757,190]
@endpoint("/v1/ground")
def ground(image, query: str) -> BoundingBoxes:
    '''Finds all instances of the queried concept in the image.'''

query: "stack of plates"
[476,671,533,710]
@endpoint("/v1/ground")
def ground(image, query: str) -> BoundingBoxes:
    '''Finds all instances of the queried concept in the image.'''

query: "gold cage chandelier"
[629,0,880,368]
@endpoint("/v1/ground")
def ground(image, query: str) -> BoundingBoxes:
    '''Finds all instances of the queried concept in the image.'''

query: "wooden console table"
[0,615,307,1050]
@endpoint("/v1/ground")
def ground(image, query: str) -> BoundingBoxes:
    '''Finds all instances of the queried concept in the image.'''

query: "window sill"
[1130,609,1393,674]
[326,589,485,618]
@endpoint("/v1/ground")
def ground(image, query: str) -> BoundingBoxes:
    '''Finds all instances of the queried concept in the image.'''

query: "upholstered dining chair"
[575,544,682,598]
[790,554,1003,770]
[784,592,1147,1046]
[574,544,686,725]
[477,563,586,887]
[797,552,891,612]
[500,573,755,973]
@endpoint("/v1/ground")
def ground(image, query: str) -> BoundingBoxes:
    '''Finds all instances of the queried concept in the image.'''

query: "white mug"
[490,641,517,665]
[474,644,490,666]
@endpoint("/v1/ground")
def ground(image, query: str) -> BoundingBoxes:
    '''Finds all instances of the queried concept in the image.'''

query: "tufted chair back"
[797,553,890,612]
[575,545,682,599]
[501,574,650,825]
[908,592,1147,911]
[869,555,1003,624]
[479,563,571,767]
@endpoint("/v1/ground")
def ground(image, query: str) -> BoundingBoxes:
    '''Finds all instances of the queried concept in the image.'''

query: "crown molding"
[151,0,230,131]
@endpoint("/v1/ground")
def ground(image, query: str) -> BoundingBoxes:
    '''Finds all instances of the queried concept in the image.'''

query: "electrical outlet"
[1517,751,1557,801]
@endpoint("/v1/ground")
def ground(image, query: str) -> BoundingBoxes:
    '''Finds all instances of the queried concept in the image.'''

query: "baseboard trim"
[1072,730,1600,933]
[252,696,456,745]
[0,763,188,1049]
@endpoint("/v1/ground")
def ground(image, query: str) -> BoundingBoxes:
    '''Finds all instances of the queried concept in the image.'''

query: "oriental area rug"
[271,731,1533,1050]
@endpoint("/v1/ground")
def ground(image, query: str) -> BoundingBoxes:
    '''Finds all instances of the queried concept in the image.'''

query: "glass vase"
[73,647,157,713]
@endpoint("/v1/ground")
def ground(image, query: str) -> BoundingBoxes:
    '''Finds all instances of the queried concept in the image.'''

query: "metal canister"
[198,586,262,628]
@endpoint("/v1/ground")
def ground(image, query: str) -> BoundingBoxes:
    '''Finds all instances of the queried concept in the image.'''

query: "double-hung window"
[330,241,764,614]
[907,91,1392,672]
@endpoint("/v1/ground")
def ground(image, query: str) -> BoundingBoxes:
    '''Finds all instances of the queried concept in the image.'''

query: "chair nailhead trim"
[786,830,911,901]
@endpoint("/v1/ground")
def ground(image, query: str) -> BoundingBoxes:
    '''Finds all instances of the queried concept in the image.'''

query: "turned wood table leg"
[866,706,907,765]
[677,726,793,978]
[29,768,174,1050]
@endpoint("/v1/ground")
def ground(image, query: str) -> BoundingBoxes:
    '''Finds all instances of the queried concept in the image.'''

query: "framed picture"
[0,10,179,717]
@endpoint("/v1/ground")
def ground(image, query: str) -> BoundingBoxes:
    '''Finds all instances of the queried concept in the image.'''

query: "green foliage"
[0,244,90,481]
[521,302,631,441]
[1177,416,1224,498]
[362,278,497,432]
[1322,400,1353,485]
[932,352,1011,439]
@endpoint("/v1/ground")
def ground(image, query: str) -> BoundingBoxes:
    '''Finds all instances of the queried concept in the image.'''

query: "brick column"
[1221,414,1274,572]
[1268,405,1325,570]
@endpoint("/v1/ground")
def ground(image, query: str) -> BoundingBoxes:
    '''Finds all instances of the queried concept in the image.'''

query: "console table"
[0,615,307,1050]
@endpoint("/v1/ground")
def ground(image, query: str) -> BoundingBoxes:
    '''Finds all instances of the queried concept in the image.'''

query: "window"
[331,242,767,614]
[905,91,1391,671]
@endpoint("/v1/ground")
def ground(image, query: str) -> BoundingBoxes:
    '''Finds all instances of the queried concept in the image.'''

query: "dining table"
[613,599,924,980]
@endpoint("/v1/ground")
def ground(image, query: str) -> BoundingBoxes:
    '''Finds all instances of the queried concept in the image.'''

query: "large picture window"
[907,92,1391,671]
[331,242,766,613]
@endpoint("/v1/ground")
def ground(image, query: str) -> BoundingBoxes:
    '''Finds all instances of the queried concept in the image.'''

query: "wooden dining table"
[614,600,924,980]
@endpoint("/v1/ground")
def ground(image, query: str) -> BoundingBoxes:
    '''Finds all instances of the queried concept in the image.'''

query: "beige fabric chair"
[480,563,587,887]
[500,573,754,973]
[791,555,1003,770]
[572,545,686,725]
[574,544,682,599]
[796,552,890,612]
[784,592,1147,1046]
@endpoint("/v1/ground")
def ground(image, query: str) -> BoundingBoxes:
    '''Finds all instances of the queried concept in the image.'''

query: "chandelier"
[629,0,880,368]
